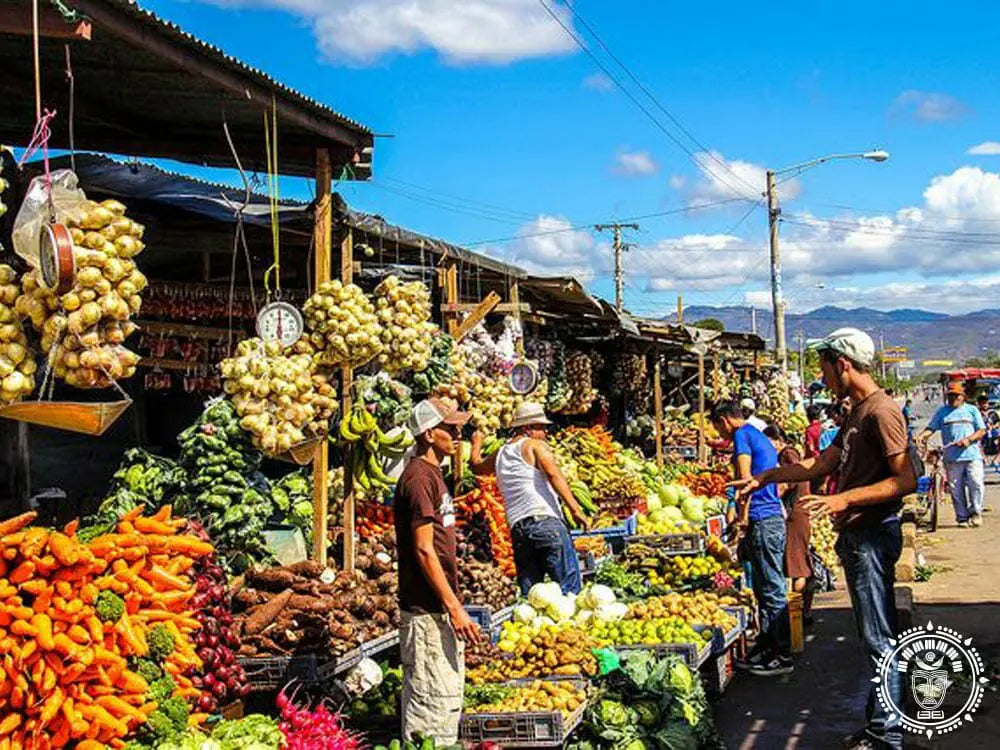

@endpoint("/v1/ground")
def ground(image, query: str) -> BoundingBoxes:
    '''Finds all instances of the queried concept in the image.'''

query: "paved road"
[713,393,1000,749]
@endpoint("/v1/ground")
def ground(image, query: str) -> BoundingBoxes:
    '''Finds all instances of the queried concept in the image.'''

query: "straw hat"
[509,402,553,429]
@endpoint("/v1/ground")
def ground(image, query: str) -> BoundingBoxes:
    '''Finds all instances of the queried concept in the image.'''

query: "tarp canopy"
[0,0,373,177]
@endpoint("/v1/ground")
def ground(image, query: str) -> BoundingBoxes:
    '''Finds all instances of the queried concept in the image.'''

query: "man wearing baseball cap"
[731,327,916,750]
[394,398,481,744]
[918,382,986,527]
[740,397,768,432]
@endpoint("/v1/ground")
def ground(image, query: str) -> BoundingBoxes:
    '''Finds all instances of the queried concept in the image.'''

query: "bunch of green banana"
[339,400,415,491]
[569,480,597,515]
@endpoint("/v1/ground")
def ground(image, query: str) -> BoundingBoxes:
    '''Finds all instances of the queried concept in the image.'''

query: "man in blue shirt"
[918,382,987,527]
[711,401,791,676]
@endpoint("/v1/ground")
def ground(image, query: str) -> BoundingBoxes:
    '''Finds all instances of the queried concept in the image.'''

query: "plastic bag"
[11,169,88,268]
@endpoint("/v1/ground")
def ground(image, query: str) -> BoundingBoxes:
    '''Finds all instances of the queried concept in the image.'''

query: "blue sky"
[138,0,1000,316]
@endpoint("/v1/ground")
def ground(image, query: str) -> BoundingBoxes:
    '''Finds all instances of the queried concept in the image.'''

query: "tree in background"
[693,317,724,332]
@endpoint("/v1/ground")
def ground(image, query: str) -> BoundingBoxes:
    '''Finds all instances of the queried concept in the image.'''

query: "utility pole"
[879,330,887,380]
[750,307,757,335]
[677,295,684,324]
[596,222,639,313]
[796,328,805,384]
[766,169,787,372]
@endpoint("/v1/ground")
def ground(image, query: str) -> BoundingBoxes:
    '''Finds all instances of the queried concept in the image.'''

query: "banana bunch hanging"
[339,399,414,491]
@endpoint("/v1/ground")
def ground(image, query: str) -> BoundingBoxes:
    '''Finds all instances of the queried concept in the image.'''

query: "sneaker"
[735,646,768,671]
[970,514,982,527]
[748,654,794,676]
[957,520,970,528]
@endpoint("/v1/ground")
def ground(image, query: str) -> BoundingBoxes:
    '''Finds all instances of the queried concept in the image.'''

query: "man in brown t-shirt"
[394,397,481,745]
[731,328,915,750]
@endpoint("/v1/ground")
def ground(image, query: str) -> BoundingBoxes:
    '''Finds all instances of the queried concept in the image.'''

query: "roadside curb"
[896,521,918,582]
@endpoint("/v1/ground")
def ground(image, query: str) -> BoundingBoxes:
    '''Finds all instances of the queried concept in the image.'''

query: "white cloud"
[507,215,605,281]
[683,151,794,206]
[613,150,659,177]
[968,142,1000,156]
[201,0,577,64]
[891,90,969,122]
[583,73,614,92]
[668,175,687,190]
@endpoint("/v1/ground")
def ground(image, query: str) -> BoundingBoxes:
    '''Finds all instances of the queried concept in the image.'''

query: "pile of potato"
[303,280,382,367]
[374,275,435,373]
[220,338,338,453]
[0,265,36,403]
[15,199,146,388]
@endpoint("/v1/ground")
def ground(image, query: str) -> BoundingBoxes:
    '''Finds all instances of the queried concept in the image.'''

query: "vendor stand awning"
[0,0,373,177]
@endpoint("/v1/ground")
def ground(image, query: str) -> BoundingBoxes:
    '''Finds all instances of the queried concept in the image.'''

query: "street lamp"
[767,150,890,371]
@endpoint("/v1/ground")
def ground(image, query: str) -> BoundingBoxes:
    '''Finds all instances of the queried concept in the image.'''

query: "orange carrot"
[8,561,34,585]
[31,613,54,651]
[0,512,37,537]
[143,565,188,591]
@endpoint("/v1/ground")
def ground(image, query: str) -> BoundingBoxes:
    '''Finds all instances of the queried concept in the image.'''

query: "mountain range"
[666,305,1000,366]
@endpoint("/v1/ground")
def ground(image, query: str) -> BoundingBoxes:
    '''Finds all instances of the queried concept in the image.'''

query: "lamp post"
[767,150,889,371]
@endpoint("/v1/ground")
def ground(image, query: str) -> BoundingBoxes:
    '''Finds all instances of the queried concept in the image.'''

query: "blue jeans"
[836,521,903,750]
[510,516,582,595]
[748,514,790,656]
[945,460,985,521]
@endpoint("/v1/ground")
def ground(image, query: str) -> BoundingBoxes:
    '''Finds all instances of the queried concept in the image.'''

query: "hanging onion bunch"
[303,280,382,367]
[0,265,36,402]
[220,338,334,453]
[373,275,435,373]
[525,338,555,378]
[15,199,147,389]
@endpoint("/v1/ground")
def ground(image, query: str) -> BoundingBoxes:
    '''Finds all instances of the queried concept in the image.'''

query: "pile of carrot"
[460,477,515,578]
[0,505,213,749]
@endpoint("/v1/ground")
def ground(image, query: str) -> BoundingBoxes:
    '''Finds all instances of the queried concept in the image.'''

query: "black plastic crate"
[460,682,588,747]
[465,605,493,634]
[239,654,321,691]
[361,629,400,659]
[615,639,713,670]
[700,646,735,696]
[317,648,363,680]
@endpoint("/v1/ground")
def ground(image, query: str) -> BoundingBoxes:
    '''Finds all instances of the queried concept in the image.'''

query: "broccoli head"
[95,591,126,623]
[133,658,163,684]
[147,624,176,662]
[141,710,178,742]
[146,674,176,704]
[158,696,190,731]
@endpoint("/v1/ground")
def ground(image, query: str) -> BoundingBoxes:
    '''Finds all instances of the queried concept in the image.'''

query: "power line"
[554,0,760,198]
[366,181,525,226]
[536,0,758,202]
[379,175,538,222]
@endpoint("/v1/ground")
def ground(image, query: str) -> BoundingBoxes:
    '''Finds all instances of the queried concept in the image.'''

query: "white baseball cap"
[808,327,875,368]
[739,397,756,411]
[408,397,470,436]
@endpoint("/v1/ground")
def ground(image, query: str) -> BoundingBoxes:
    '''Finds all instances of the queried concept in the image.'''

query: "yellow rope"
[263,98,281,295]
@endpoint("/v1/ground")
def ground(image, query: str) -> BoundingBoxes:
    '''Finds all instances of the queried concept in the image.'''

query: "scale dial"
[256,301,304,347]
[509,360,539,395]
[39,222,76,294]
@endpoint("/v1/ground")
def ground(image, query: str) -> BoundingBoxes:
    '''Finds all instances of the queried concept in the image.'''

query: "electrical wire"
[380,175,538,222]
[536,0,758,202]
[553,0,760,198]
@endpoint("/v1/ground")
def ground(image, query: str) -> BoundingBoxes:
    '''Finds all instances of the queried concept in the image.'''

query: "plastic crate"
[361,629,400,659]
[615,639,712,670]
[663,445,697,459]
[700,646,735,696]
[465,605,493,633]
[571,512,638,540]
[625,533,705,556]
[317,648,363,680]
[460,682,588,747]
[239,654,321,691]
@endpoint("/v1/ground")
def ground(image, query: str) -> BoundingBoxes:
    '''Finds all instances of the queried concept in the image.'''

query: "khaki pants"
[400,611,465,745]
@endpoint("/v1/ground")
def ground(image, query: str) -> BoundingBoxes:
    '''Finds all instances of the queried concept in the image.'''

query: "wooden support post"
[445,264,459,337]
[654,356,663,469]
[454,292,501,342]
[697,352,706,463]
[341,229,356,574]
[712,351,720,400]
[312,148,332,566]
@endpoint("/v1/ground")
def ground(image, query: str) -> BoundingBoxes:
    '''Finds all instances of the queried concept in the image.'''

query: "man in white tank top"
[470,402,588,595]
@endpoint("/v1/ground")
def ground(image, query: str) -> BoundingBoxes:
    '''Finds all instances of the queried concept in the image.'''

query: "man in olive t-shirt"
[393,398,481,745]
[731,328,915,750]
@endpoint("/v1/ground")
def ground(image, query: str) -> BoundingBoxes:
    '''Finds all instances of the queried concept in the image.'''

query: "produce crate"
[490,605,515,643]
[571,512,637,541]
[624,533,705,556]
[239,654,322,691]
[465,605,493,633]
[459,682,589,747]
[317,648,363,680]
[663,445,697,459]
[346,714,399,746]
[361,629,400,659]
[700,645,735,696]
[615,639,713,670]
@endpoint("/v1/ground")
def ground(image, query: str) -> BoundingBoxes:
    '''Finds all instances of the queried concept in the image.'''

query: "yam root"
[242,588,293,635]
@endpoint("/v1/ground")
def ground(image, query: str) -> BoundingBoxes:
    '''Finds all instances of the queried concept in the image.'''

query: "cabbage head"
[528,581,564,611]
[681,497,705,523]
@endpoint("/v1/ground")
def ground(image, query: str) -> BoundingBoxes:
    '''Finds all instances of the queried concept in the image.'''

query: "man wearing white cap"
[394,398,481,744]
[731,327,916,750]
[470,402,588,595]
[740,397,768,432]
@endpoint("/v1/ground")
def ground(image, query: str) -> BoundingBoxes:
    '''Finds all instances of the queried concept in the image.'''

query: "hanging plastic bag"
[11,169,88,268]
